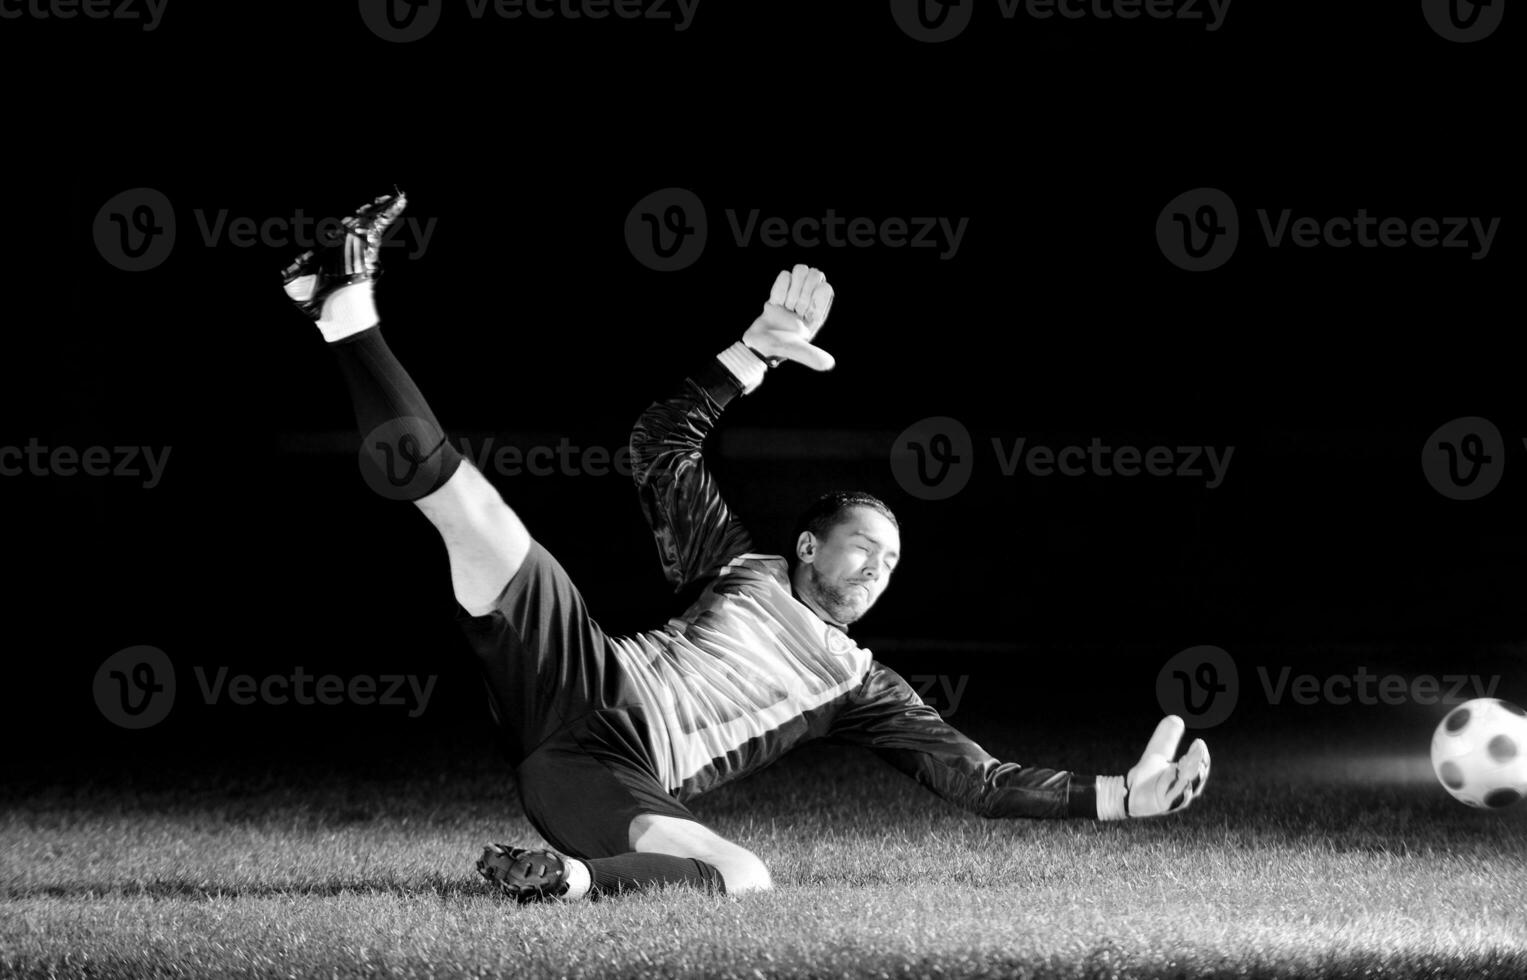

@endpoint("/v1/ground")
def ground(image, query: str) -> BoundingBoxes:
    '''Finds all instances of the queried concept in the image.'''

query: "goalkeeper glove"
[719,265,835,393]
[1097,715,1211,819]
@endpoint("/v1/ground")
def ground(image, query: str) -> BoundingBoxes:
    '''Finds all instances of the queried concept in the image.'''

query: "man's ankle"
[316,281,379,343]
[561,858,591,900]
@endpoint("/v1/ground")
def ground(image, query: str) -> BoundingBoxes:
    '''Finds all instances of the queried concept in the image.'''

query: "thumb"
[1141,715,1185,764]
[749,304,836,371]
[766,335,836,372]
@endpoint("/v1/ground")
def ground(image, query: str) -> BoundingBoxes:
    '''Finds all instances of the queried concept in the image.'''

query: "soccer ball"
[1430,698,1527,808]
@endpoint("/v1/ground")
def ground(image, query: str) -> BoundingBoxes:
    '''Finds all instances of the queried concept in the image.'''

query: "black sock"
[330,327,462,500]
[583,853,727,897]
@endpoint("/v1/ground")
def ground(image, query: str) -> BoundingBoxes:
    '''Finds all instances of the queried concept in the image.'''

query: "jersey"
[607,551,869,798]
[621,357,1102,819]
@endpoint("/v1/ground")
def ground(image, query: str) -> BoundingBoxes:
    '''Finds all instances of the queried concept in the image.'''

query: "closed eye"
[860,545,896,572]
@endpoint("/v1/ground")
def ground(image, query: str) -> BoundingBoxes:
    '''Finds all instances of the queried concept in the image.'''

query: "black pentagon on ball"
[1438,760,1466,789]
[1483,788,1522,808]
[1501,700,1527,717]
[1487,734,1518,763]
[1444,707,1471,733]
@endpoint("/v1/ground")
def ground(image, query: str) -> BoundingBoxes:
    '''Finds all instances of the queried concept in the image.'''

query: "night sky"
[1,0,1516,763]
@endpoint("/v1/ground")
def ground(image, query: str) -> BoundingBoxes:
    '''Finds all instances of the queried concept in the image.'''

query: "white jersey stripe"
[606,554,871,793]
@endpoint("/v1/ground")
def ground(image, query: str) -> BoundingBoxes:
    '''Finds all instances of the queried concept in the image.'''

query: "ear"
[795,531,817,563]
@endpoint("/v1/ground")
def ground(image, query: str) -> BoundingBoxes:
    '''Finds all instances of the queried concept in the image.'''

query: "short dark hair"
[790,491,899,562]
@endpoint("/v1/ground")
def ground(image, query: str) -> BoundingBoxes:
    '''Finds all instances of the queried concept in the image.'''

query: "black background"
[0,0,1518,770]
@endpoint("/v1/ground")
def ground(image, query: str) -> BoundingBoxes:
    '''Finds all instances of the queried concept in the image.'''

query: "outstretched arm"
[827,663,1210,820]
[629,266,837,592]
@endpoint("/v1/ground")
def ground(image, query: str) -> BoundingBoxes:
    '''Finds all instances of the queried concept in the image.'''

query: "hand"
[742,264,836,371]
[1123,715,1210,817]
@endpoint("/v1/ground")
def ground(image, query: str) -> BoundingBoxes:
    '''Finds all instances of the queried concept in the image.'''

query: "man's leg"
[484,733,764,901]
[283,188,528,616]
[627,813,772,894]
[317,285,529,615]
[325,296,749,901]
[544,817,771,899]
[287,194,746,902]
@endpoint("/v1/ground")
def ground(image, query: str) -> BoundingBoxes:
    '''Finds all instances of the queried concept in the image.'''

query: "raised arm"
[827,663,1210,820]
[629,265,838,592]
[629,362,757,592]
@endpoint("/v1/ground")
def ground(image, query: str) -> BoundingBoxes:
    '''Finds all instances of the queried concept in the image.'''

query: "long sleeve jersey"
[613,357,1099,819]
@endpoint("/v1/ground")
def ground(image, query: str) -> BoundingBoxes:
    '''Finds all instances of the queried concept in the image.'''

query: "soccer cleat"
[280,188,407,319]
[476,843,571,903]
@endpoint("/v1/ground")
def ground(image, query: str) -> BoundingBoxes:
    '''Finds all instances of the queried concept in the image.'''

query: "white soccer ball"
[1430,698,1527,809]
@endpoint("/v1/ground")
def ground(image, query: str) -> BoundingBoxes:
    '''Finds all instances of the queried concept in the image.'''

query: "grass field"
[3,715,1525,979]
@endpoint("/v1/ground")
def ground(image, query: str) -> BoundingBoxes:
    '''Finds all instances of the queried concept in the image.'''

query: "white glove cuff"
[717,341,767,395]
[1097,775,1128,821]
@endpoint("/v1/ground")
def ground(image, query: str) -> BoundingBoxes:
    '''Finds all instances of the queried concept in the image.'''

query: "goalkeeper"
[282,190,1211,903]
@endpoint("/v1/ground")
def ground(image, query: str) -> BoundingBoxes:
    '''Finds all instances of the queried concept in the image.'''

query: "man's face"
[794,507,901,626]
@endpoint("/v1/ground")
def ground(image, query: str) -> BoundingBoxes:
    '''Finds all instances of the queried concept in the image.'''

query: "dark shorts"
[456,537,700,858]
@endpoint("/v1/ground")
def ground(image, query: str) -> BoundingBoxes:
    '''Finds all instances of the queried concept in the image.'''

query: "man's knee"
[414,463,531,614]
[711,849,772,894]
